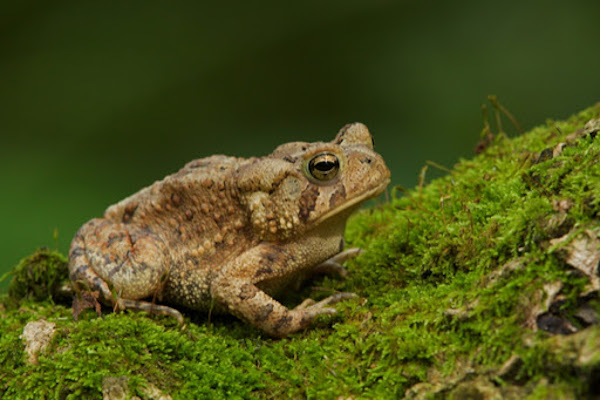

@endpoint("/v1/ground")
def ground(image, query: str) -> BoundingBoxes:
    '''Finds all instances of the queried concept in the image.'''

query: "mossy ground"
[2,104,600,399]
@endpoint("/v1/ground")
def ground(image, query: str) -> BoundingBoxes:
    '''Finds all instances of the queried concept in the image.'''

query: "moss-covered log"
[2,104,600,399]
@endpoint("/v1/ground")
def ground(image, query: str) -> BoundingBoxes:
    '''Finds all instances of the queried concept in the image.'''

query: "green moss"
[2,104,600,399]
[0,306,267,399]
[2,248,69,307]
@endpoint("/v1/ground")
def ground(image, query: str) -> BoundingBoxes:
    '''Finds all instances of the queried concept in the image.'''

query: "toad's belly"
[162,263,215,311]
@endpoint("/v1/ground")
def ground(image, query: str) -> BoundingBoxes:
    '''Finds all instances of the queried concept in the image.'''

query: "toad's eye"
[307,152,340,181]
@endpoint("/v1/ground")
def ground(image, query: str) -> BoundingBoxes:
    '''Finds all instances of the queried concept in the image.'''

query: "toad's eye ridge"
[308,153,340,181]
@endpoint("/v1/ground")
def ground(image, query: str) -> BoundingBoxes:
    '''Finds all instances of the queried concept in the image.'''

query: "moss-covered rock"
[1,104,600,399]
[3,248,69,307]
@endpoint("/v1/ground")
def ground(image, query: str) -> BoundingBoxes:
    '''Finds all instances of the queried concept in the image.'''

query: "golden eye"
[307,152,340,181]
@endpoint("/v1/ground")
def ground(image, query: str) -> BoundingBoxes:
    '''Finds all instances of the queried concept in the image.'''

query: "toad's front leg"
[211,242,355,337]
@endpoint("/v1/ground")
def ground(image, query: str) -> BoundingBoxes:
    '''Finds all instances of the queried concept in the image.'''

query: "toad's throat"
[313,179,390,225]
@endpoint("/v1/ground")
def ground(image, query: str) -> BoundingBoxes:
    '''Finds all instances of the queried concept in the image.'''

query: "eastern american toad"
[69,123,390,337]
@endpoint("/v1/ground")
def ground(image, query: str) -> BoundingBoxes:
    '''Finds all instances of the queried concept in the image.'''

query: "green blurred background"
[2,1,600,286]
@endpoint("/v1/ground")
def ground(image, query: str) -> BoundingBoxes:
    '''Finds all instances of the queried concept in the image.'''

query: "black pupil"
[316,160,336,171]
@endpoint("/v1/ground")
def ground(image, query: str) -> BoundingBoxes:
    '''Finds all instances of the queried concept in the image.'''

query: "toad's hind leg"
[69,218,183,324]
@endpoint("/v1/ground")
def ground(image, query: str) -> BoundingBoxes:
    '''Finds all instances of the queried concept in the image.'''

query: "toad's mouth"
[313,178,390,225]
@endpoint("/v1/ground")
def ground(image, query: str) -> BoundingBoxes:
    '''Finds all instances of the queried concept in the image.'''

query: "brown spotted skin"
[68,123,390,337]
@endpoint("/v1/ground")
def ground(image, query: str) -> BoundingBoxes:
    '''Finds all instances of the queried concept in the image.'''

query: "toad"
[69,123,390,337]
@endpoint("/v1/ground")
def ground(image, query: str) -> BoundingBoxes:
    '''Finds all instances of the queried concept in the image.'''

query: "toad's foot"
[311,248,363,279]
[115,298,185,325]
[294,292,358,311]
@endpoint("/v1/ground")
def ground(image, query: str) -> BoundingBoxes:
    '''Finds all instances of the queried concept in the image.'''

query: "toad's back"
[90,155,259,310]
